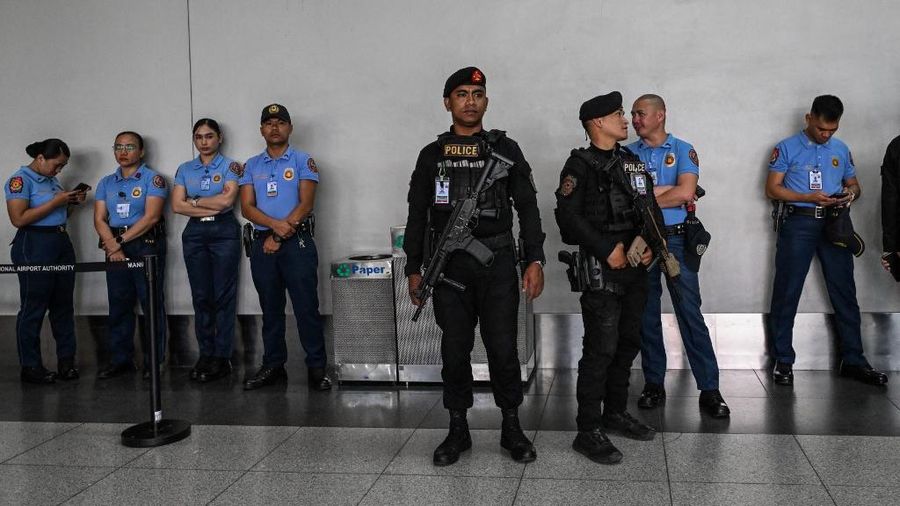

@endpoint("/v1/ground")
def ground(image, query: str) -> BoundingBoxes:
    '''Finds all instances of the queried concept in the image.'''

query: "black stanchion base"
[121,419,192,448]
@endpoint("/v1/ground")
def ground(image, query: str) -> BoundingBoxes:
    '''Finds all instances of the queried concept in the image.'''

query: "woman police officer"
[5,139,86,384]
[93,131,169,379]
[171,118,241,382]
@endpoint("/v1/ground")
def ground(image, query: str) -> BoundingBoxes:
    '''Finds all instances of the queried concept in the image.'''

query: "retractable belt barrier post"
[0,254,192,447]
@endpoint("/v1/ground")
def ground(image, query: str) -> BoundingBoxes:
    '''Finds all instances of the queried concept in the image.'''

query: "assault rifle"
[411,149,513,321]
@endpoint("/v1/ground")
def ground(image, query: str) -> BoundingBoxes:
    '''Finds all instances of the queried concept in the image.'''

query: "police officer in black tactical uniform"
[404,67,546,466]
[555,92,661,465]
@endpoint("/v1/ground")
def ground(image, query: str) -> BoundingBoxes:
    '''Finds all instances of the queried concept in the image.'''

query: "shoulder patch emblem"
[132,187,142,198]
[307,158,318,173]
[152,174,165,189]
[832,156,840,168]
[212,173,222,183]
[770,147,780,164]
[229,161,244,177]
[283,167,295,181]
[8,176,23,193]
[688,149,699,167]
[558,175,577,197]
[664,153,676,167]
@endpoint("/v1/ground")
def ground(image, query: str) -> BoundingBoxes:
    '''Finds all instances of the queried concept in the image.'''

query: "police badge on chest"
[623,161,649,195]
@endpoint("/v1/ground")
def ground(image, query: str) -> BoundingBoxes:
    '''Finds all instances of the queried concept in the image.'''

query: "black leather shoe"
[198,358,232,383]
[572,428,623,465]
[602,411,657,441]
[57,358,79,381]
[21,366,57,385]
[308,367,332,391]
[97,362,135,379]
[772,362,793,386]
[500,408,536,463]
[840,362,889,386]
[699,389,731,418]
[433,409,472,466]
[190,356,212,381]
[637,383,666,409]
[244,366,288,390]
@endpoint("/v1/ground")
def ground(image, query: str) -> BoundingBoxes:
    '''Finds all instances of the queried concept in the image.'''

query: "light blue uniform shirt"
[239,146,319,230]
[174,154,241,213]
[96,163,169,227]
[4,166,67,226]
[769,131,855,207]
[627,134,699,225]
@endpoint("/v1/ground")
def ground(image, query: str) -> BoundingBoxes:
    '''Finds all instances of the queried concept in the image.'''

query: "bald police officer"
[556,92,659,465]
[405,67,546,466]
[239,104,331,391]
[766,95,887,386]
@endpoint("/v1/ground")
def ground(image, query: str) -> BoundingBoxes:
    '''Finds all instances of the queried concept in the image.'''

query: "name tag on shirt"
[434,176,450,204]
[809,170,823,191]
[200,175,211,192]
[116,203,130,219]
[267,180,278,197]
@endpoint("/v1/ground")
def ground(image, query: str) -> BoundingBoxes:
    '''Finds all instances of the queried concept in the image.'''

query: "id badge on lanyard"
[116,202,130,219]
[809,168,823,191]
[267,180,278,197]
[631,173,648,195]
[200,175,211,192]
[434,175,450,204]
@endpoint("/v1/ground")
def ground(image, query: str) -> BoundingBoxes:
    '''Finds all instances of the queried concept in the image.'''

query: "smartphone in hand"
[73,182,91,193]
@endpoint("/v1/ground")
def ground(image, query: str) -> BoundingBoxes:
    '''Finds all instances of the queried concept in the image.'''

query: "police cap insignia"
[152,174,165,189]
[579,91,622,122]
[689,149,699,167]
[261,103,291,124]
[229,161,244,177]
[558,175,577,197]
[832,156,840,168]
[665,153,676,167]
[443,66,487,97]
[8,176,23,193]
[307,158,318,173]
[770,147,780,164]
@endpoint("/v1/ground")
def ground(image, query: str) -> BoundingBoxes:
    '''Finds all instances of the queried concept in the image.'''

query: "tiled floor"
[1,368,899,504]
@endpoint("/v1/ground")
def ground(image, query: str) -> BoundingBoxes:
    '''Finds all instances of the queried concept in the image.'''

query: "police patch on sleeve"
[8,176,23,193]
[152,174,166,189]
[558,175,577,197]
[770,147,780,164]
[307,158,318,173]
[229,161,244,177]
[688,149,699,167]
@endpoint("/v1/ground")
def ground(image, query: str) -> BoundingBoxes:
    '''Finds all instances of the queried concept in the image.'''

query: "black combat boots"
[433,409,472,466]
[500,408,537,463]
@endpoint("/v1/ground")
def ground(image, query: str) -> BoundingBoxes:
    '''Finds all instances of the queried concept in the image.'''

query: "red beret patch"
[229,161,244,177]
[471,69,484,84]
[152,174,166,189]
[770,147,780,164]
[8,176,23,193]
[307,158,318,173]
[688,149,699,167]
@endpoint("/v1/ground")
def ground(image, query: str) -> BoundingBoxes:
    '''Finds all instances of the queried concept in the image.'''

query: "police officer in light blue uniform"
[766,95,887,386]
[627,94,729,418]
[94,131,169,380]
[172,118,241,383]
[5,139,87,384]
[239,104,330,391]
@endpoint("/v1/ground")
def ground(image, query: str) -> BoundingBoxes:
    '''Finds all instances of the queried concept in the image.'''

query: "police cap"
[261,103,291,124]
[825,206,865,257]
[579,91,623,122]
[443,67,486,97]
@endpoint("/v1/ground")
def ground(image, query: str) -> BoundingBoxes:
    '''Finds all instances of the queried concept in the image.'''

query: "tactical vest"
[570,147,642,233]
[432,131,510,215]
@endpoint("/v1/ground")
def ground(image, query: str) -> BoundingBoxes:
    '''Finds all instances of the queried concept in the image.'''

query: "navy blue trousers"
[11,229,77,368]
[182,215,241,359]
[249,231,326,369]
[768,214,866,365]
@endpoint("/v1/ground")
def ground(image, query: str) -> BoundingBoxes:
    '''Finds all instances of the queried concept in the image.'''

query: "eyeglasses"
[113,144,138,153]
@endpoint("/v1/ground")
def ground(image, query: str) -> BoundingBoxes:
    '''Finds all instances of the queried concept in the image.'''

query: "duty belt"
[787,205,826,219]
[252,220,313,240]
[189,213,235,223]
[664,223,685,236]
[23,225,67,233]
[476,232,513,251]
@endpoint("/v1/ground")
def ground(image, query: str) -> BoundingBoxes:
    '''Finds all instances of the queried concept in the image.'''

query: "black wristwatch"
[273,234,283,243]
[115,236,124,244]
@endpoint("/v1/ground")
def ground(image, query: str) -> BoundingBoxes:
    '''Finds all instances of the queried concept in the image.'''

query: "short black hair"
[192,118,221,136]
[810,95,843,122]
[115,131,144,150]
[25,138,70,159]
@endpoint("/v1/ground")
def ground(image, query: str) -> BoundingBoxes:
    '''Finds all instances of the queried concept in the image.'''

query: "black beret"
[261,103,291,124]
[579,91,623,121]
[443,67,486,97]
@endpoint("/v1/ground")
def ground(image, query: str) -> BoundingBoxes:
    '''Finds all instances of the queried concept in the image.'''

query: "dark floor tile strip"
[792,434,838,506]
[753,369,774,397]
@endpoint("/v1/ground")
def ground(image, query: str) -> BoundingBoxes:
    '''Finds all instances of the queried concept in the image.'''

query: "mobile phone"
[73,182,91,192]
[830,192,848,199]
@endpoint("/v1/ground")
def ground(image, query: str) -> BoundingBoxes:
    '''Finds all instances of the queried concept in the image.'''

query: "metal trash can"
[330,254,397,383]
